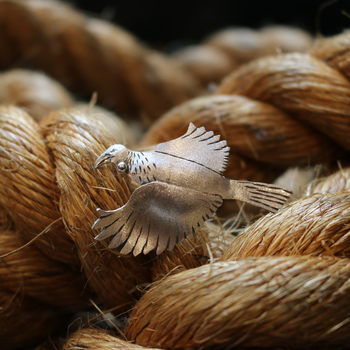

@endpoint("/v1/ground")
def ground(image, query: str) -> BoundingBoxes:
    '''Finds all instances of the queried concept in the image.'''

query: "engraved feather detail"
[93,182,223,256]
[155,123,230,175]
[93,123,292,256]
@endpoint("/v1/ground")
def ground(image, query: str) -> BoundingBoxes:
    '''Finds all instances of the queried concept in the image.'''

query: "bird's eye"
[117,162,127,172]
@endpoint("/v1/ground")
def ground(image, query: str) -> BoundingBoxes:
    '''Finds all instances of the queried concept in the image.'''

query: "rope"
[1,1,350,348]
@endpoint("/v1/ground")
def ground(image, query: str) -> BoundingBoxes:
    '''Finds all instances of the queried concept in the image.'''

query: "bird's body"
[124,150,231,198]
[93,123,292,256]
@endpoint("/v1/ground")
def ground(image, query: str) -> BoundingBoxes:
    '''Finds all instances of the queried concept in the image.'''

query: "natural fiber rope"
[0,1,345,180]
[0,96,218,315]
[0,69,73,121]
[142,38,350,180]
[126,257,350,349]
[0,228,88,307]
[0,290,63,349]
[218,53,350,151]
[1,2,350,348]
[61,327,347,350]
[206,26,313,64]
[0,105,80,266]
[40,107,216,309]
[0,0,201,120]
[174,26,313,86]
[40,108,153,309]
[0,82,348,348]
[0,105,218,349]
[62,328,160,350]
[141,94,343,179]
[305,167,350,196]
[0,0,341,180]
[221,192,350,261]
[0,1,315,121]
[1,57,350,350]
[151,229,209,282]
[0,105,92,349]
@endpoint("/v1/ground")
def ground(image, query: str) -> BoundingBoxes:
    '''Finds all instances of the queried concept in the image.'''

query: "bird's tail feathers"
[232,180,292,213]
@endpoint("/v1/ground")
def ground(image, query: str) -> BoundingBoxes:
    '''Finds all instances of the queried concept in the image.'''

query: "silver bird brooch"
[93,123,292,256]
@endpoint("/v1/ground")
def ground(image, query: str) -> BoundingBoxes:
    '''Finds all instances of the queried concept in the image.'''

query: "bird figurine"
[93,123,292,256]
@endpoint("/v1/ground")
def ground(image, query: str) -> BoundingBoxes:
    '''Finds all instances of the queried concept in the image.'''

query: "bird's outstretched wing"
[93,182,223,256]
[155,123,230,175]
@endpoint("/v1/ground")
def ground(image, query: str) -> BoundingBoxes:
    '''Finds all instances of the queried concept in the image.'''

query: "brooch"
[93,123,292,256]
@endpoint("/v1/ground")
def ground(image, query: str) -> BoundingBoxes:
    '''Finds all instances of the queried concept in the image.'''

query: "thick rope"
[0,69,73,121]
[142,94,343,179]
[221,192,350,261]
[0,105,216,348]
[0,0,201,120]
[40,108,152,309]
[0,228,89,307]
[142,45,350,181]
[126,257,350,349]
[174,26,313,86]
[62,328,159,350]
[2,2,350,348]
[40,107,215,309]
[0,1,315,121]
[0,106,219,346]
[305,166,350,196]
[0,290,63,350]
[0,105,80,266]
[206,26,313,65]
[218,53,350,151]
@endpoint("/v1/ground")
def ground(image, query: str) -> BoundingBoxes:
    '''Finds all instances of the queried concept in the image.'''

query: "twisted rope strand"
[0,0,201,120]
[126,257,350,349]
[0,105,80,266]
[221,192,350,261]
[142,39,350,180]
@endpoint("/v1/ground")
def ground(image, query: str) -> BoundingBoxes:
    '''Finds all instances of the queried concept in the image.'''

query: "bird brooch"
[93,123,292,256]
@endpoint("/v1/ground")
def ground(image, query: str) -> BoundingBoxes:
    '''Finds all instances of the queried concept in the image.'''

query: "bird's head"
[94,145,129,172]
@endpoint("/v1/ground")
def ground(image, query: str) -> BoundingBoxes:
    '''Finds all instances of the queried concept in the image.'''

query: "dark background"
[68,0,350,49]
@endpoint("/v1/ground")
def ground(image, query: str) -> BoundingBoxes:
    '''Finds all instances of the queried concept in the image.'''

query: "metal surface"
[93,123,292,256]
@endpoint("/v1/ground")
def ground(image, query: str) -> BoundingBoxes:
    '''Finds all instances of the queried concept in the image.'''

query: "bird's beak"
[94,153,111,169]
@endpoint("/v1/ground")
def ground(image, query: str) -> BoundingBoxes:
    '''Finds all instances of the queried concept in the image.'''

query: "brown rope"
[173,45,237,87]
[40,107,223,308]
[0,290,63,350]
[40,108,153,310]
[0,228,89,307]
[206,26,313,65]
[0,1,315,121]
[62,328,160,350]
[74,103,137,148]
[126,257,350,349]
[305,166,350,196]
[218,53,350,151]
[142,42,350,180]
[174,26,313,86]
[221,192,350,261]
[0,69,73,121]
[142,94,342,170]
[0,0,201,120]
[0,103,218,350]
[0,105,80,266]
[151,229,210,282]
[1,3,350,348]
